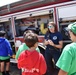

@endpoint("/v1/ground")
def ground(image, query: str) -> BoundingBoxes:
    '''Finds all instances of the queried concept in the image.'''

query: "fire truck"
[0,0,76,61]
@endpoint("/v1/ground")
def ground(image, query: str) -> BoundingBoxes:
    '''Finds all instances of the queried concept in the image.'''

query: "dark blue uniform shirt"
[45,32,63,52]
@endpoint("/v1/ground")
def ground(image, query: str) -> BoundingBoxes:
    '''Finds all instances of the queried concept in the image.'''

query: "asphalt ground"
[9,63,58,75]
[0,63,59,75]
[0,63,20,75]
[9,63,20,75]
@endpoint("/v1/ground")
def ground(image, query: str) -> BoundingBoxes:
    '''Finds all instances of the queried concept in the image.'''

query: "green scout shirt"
[15,43,40,59]
[56,42,76,75]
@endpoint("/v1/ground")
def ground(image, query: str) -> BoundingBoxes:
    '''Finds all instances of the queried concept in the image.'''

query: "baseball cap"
[0,30,6,37]
[67,22,76,34]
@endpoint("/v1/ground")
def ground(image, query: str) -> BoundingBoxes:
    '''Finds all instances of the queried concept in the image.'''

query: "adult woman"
[44,22,63,75]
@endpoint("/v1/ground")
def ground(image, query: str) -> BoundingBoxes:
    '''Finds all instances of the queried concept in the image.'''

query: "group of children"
[16,21,76,75]
[0,21,76,75]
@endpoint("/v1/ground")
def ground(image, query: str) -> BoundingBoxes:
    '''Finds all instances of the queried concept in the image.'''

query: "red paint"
[0,0,70,16]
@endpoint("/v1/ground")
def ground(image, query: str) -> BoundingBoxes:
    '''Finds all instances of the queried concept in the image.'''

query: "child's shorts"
[0,58,10,63]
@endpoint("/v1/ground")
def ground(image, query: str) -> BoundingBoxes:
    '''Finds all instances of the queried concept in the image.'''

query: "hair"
[48,22,56,27]
[24,33,38,48]
[0,30,6,37]
[47,21,56,33]
[23,30,34,38]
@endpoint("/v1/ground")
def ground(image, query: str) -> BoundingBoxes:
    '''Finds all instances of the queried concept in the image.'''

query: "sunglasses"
[48,26,54,28]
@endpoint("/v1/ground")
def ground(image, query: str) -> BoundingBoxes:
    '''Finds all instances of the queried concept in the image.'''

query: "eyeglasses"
[48,26,54,29]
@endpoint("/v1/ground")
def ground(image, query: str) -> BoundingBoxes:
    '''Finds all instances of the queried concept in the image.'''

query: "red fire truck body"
[0,0,76,58]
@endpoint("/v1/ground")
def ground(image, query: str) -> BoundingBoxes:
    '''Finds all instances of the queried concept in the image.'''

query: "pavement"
[0,63,20,75]
[9,63,20,75]
[0,64,59,75]
[0,58,58,75]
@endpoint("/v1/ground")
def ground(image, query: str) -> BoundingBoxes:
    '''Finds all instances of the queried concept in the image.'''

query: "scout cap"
[68,22,76,34]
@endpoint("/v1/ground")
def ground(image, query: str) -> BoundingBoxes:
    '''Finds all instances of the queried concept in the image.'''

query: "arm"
[6,39,13,56]
[55,32,63,49]
[15,44,24,60]
[44,39,49,46]
[17,53,24,69]
[58,69,68,75]
[53,41,63,49]
[44,33,49,46]
[39,54,47,74]
[15,48,20,60]
[17,56,21,69]
[48,40,63,49]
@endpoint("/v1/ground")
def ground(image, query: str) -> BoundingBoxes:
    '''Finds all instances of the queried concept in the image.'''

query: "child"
[17,32,47,75]
[15,30,40,60]
[0,30,13,75]
[56,22,76,75]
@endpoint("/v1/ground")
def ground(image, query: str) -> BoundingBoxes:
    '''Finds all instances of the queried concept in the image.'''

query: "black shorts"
[0,58,10,63]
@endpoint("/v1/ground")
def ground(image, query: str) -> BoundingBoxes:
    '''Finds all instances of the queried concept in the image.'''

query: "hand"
[45,40,49,45]
[48,40,55,46]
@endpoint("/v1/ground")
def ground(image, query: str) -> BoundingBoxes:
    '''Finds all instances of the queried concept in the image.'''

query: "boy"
[0,30,13,75]
[15,30,40,60]
[56,22,76,75]
[17,32,47,75]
